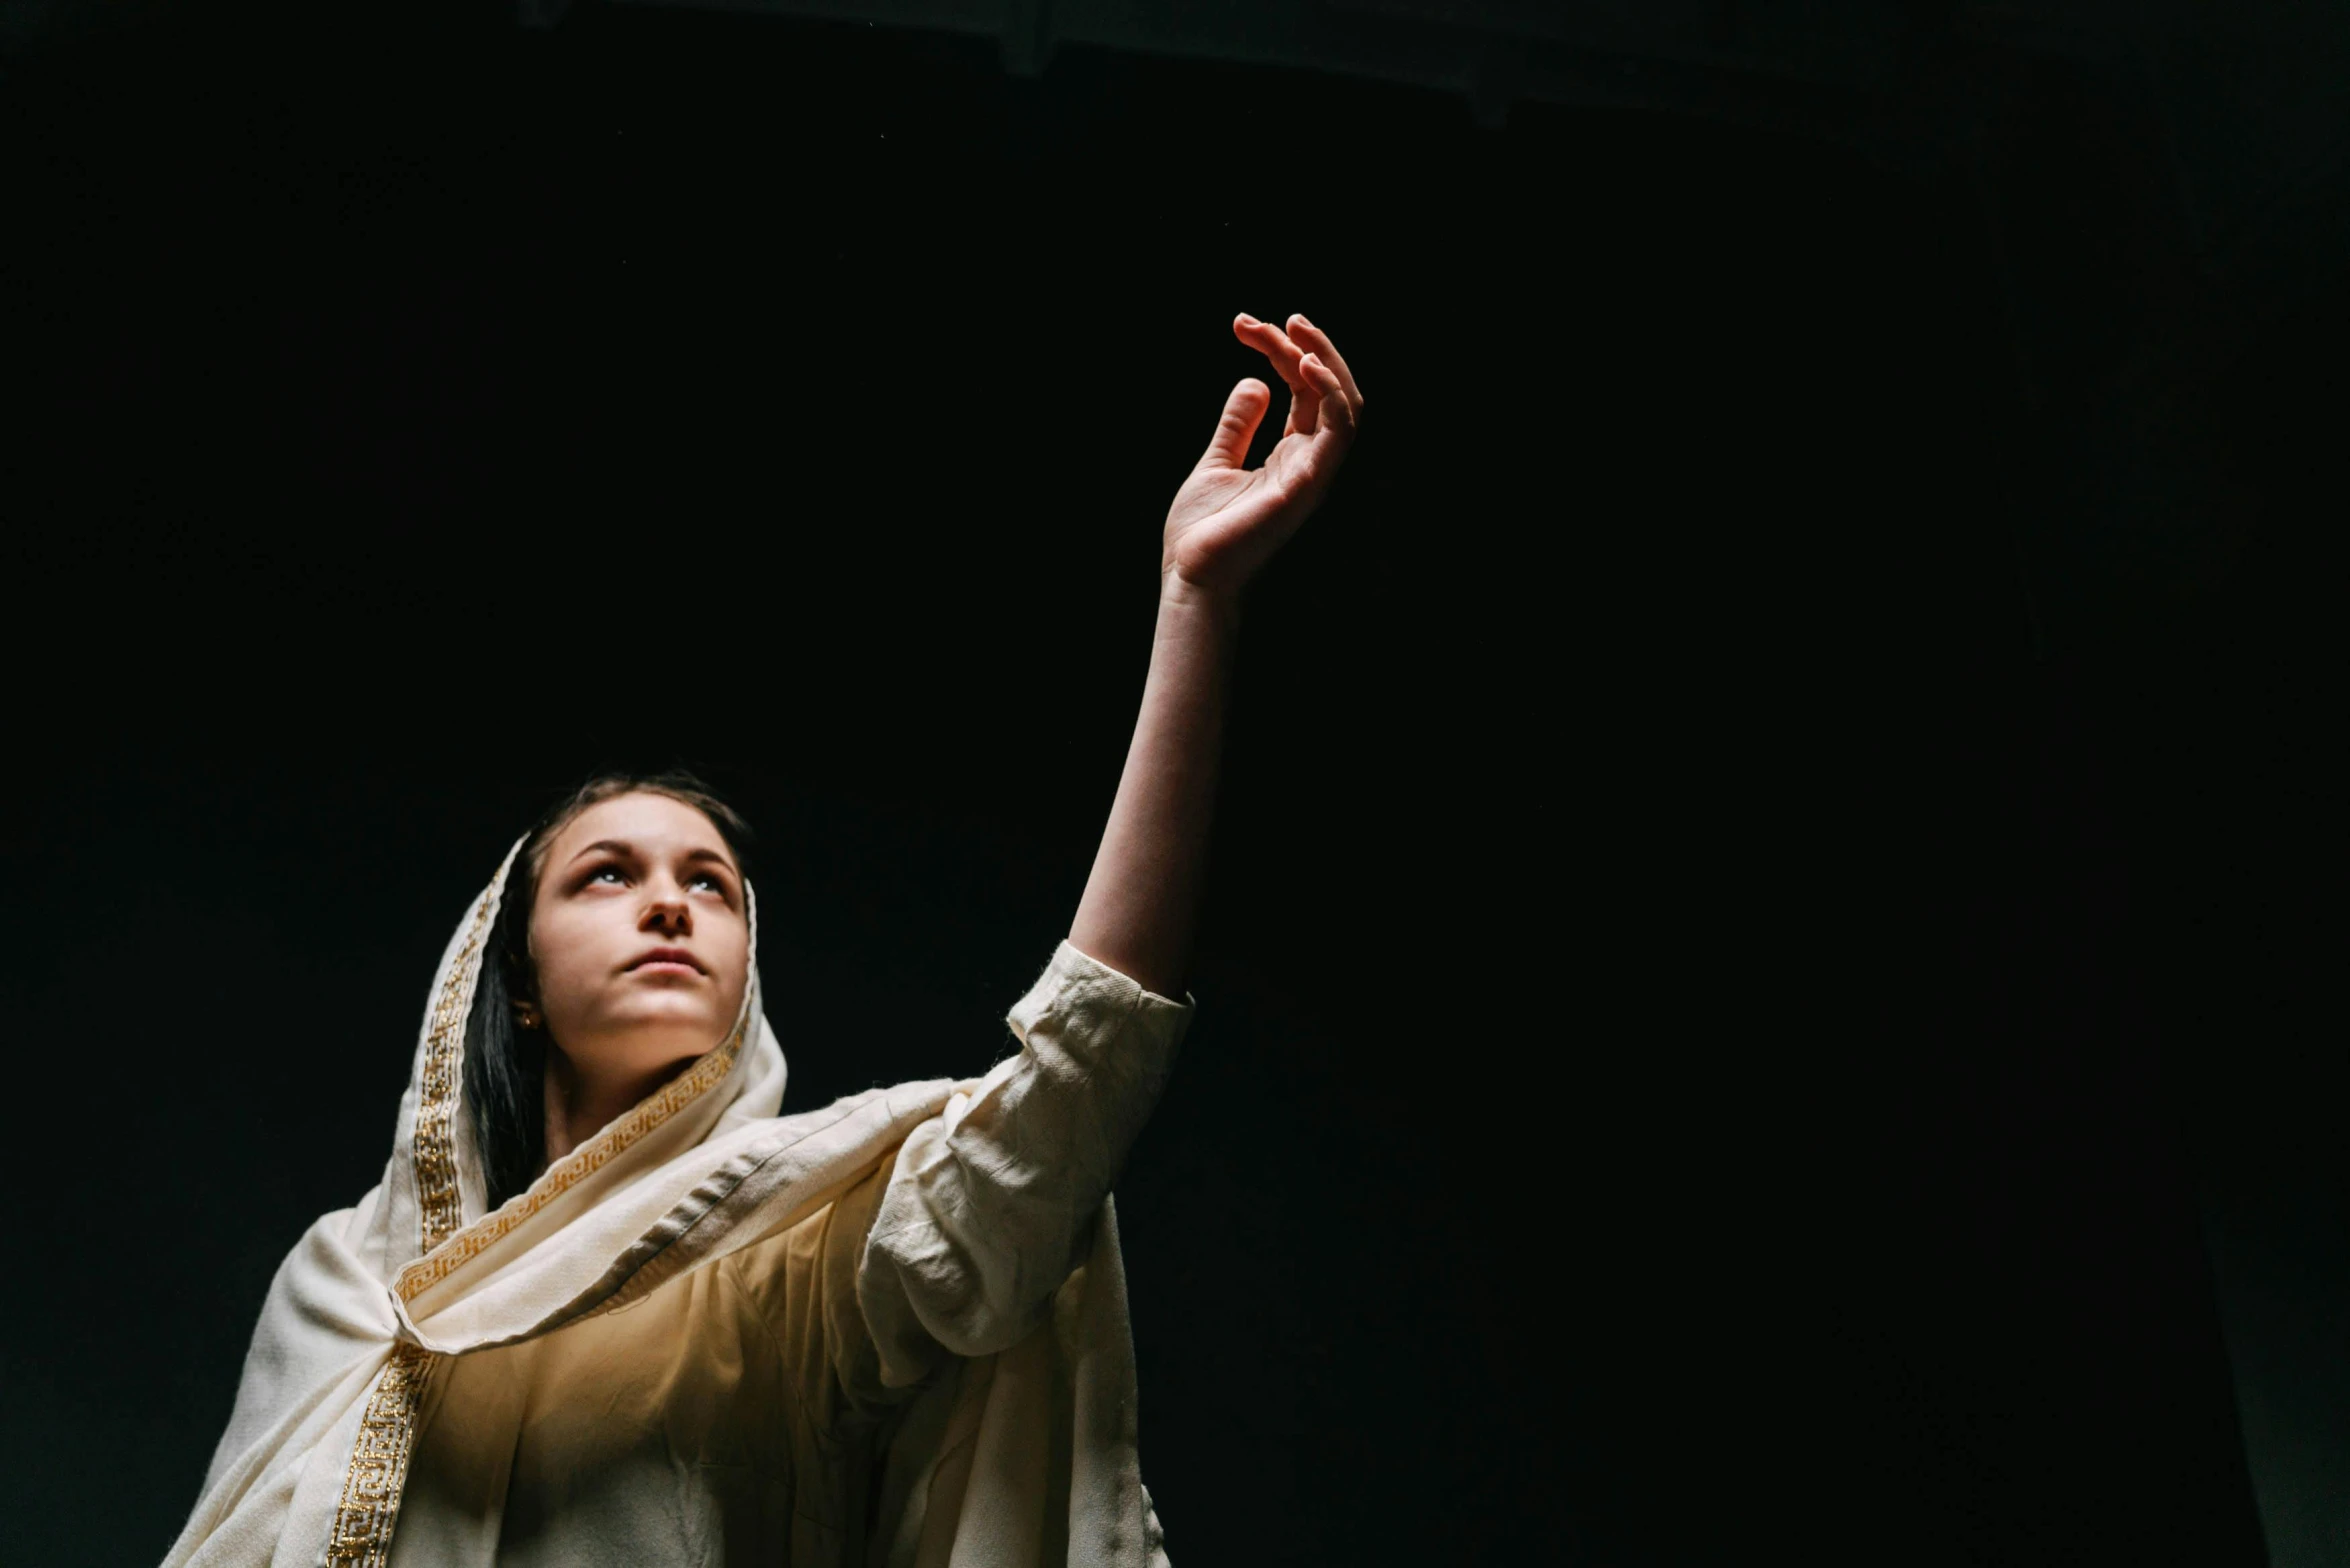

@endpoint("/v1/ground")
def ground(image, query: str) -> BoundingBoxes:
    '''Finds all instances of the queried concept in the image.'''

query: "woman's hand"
[1069,313,1362,995]
[1161,313,1365,598]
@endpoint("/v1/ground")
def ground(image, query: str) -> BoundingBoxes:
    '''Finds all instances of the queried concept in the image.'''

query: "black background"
[4,4,2344,1564]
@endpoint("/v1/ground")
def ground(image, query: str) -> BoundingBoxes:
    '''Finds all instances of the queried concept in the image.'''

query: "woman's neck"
[539,1049,697,1171]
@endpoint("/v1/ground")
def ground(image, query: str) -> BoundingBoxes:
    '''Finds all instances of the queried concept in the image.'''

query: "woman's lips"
[625,947,705,976]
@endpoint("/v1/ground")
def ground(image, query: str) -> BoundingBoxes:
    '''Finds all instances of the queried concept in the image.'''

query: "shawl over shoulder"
[165,839,1184,1568]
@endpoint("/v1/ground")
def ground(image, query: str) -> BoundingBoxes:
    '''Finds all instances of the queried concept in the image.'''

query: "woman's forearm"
[1067,575,1240,999]
[1066,310,1359,995]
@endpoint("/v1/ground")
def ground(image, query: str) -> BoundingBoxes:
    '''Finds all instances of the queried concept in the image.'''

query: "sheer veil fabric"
[166,837,1183,1567]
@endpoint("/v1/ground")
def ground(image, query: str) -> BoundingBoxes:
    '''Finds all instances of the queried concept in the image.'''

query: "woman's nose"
[643,896,691,935]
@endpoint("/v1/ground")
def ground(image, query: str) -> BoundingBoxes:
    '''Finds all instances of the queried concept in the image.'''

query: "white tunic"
[167,853,1189,1568]
[389,945,1188,1567]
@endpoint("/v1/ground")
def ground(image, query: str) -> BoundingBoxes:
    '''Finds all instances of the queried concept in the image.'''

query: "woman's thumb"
[1197,378,1271,470]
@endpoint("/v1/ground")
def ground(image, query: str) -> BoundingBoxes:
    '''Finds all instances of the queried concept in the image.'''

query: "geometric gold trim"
[413,890,497,1256]
[332,862,759,1567]
[395,1004,749,1302]
[324,1342,437,1568]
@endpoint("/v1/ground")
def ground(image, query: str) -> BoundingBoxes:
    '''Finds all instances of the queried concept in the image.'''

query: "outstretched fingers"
[1301,354,1354,434]
[1234,313,1309,384]
[1234,313,1318,434]
[1285,316,1364,414]
[1215,314,1361,483]
[1286,354,1355,490]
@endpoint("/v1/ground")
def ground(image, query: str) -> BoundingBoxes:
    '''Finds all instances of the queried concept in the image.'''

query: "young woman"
[166,314,1363,1568]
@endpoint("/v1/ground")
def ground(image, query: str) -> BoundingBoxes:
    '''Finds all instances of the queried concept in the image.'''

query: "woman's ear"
[513,998,542,1031]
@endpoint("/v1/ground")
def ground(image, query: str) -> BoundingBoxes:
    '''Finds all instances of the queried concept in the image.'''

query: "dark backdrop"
[4,4,2342,1564]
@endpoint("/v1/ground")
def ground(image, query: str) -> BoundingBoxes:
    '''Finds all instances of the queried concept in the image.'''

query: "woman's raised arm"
[1067,312,1364,998]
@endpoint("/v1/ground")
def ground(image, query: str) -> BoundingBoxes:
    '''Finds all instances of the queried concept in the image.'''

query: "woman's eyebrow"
[565,839,737,875]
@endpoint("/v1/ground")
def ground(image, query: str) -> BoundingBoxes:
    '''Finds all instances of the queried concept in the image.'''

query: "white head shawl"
[163,838,1171,1568]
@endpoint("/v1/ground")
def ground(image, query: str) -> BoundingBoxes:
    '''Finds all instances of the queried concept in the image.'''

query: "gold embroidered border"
[325,1342,436,1568]
[337,864,753,1567]
[395,1007,750,1302]
[413,890,497,1254]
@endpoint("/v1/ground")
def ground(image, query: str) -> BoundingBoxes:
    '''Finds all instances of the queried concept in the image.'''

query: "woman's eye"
[588,867,627,886]
[690,873,724,894]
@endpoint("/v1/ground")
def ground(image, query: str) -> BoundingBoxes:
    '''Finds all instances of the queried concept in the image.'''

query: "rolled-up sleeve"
[855,941,1191,1392]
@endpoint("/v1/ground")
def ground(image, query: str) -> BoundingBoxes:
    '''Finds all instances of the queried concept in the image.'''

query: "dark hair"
[464,769,756,1209]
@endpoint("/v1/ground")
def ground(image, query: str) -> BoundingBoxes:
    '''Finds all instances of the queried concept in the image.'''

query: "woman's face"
[528,791,752,1084]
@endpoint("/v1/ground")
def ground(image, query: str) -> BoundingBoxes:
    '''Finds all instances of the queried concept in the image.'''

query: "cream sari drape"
[165,839,1185,1567]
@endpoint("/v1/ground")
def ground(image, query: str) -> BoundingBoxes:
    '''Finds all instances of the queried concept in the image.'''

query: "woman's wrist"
[1156,567,1244,638]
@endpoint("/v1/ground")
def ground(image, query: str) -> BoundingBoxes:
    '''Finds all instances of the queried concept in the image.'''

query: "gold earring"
[515,1004,540,1030]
